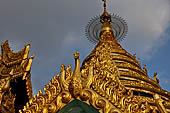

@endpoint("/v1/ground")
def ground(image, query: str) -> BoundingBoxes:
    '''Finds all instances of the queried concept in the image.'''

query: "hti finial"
[100,0,111,24]
[100,0,113,34]
[103,0,106,10]
[85,0,128,44]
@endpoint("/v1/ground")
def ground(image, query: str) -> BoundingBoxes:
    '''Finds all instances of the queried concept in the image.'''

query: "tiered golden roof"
[82,24,170,112]
[0,40,34,113]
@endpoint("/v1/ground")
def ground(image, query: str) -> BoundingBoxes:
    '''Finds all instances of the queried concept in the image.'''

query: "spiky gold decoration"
[0,40,34,113]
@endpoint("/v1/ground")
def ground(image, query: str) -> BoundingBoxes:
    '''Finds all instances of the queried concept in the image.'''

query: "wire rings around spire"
[85,14,128,44]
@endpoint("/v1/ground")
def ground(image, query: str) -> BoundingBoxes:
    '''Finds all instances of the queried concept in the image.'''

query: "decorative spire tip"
[103,0,106,10]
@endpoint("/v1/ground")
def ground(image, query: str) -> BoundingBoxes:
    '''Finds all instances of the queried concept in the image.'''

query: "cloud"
[109,0,170,59]
[0,0,170,94]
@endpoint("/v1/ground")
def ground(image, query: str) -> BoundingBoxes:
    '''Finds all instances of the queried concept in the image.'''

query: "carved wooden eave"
[0,40,34,112]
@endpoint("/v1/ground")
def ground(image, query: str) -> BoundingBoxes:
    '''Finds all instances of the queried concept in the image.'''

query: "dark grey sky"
[0,0,170,94]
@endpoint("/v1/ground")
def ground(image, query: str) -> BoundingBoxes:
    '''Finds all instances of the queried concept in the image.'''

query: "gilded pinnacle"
[103,0,106,10]
[100,0,113,37]
[100,0,111,24]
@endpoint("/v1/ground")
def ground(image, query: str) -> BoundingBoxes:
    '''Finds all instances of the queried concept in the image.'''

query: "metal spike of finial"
[103,0,106,10]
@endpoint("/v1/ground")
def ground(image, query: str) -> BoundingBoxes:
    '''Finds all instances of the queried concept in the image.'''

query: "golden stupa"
[0,0,170,113]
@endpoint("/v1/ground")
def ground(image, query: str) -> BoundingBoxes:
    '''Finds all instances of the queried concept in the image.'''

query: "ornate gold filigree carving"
[20,32,170,113]
[0,88,15,113]
[0,41,34,113]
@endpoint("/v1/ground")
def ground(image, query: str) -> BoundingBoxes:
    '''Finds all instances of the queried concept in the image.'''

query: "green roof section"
[57,99,99,113]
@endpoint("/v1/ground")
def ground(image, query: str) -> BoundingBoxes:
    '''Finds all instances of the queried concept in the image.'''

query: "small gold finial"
[143,64,148,75]
[30,54,35,59]
[73,52,81,75]
[73,51,80,59]
[28,40,32,46]
[154,72,159,84]
[137,58,140,64]
[133,53,136,59]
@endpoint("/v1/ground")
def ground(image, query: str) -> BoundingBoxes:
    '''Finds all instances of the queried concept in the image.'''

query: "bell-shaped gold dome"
[81,1,170,111]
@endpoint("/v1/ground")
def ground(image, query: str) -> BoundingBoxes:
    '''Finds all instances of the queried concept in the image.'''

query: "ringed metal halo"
[85,14,128,44]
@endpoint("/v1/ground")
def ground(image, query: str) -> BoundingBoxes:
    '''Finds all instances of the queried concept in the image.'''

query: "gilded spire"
[103,0,106,11]
[100,0,113,38]
[101,0,109,18]
[85,0,127,44]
